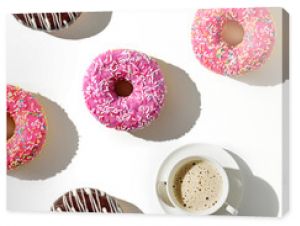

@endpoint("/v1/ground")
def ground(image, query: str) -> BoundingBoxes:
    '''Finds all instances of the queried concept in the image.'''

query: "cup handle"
[157,181,174,207]
[224,202,238,215]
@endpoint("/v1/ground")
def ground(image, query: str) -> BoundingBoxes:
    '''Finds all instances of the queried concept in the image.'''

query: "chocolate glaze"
[51,188,122,213]
[13,12,81,31]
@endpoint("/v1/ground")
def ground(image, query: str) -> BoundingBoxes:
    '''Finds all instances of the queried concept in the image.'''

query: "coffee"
[171,159,223,212]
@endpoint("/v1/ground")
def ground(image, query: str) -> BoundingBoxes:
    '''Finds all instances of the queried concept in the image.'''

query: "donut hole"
[7,112,16,140]
[114,79,133,97]
[221,20,244,47]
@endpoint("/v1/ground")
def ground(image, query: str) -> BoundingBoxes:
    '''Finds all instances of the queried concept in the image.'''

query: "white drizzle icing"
[15,12,80,31]
[51,188,122,213]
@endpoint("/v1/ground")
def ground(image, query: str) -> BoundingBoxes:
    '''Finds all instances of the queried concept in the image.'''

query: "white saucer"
[155,143,244,215]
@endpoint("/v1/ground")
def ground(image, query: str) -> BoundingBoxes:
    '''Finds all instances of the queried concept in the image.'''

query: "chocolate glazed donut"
[51,188,123,213]
[13,12,81,31]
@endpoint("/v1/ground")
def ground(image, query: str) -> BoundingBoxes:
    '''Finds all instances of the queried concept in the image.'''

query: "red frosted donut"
[191,8,275,76]
[83,49,166,131]
[7,85,47,170]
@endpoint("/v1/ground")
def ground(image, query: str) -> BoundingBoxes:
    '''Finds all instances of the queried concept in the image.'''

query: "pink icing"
[191,8,275,76]
[7,85,47,170]
[83,49,166,131]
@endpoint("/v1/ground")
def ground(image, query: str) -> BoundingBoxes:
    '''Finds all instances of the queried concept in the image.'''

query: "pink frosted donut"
[7,85,47,170]
[83,49,166,131]
[191,8,275,76]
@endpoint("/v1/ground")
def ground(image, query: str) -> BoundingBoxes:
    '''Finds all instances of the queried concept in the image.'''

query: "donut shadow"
[231,8,289,86]
[130,60,201,141]
[48,12,112,40]
[215,151,279,217]
[8,94,79,180]
[115,198,143,214]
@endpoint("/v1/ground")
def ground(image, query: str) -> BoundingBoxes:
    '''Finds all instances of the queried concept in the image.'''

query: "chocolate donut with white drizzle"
[51,188,122,213]
[13,12,81,31]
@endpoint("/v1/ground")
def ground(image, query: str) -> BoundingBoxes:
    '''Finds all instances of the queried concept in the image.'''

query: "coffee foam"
[171,159,223,212]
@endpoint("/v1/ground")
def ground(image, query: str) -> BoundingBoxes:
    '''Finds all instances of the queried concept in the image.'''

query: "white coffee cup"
[157,155,238,215]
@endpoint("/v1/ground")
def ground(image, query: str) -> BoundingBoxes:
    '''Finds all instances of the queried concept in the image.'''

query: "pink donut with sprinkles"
[83,49,166,131]
[191,8,275,76]
[7,85,47,170]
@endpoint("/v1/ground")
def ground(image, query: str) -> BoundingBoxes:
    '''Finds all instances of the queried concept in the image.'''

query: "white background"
[5,7,285,216]
[0,0,298,226]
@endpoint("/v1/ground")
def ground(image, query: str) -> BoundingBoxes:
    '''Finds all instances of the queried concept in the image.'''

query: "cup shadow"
[130,60,201,141]
[8,94,79,180]
[48,12,112,40]
[215,151,279,217]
